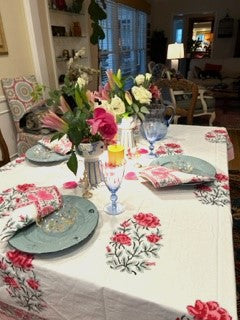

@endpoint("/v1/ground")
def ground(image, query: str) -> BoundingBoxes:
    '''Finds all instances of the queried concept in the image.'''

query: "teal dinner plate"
[9,195,99,254]
[150,155,216,179]
[26,144,70,163]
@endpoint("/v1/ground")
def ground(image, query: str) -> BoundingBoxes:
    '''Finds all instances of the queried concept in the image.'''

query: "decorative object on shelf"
[62,49,70,60]
[72,22,82,37]
[78,140,105,187]
[0,13,8,55]
[218,13,234,38]
[51,25,66,36]
[71,0,84,13]
[54,0,67,11]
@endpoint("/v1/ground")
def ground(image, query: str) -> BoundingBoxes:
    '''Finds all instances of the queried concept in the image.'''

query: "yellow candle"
[108,144,124,165]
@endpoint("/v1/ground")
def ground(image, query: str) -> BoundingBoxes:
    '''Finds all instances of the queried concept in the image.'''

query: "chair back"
[154,78,199,125]
[148,61,156,73]
[0,129,10,167]
[1,75,38,133]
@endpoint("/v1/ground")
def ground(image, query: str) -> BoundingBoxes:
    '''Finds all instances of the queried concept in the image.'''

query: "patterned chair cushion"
[1,75,38,132]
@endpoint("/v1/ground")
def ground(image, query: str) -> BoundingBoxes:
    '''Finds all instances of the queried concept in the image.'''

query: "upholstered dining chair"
[1,75,52,155]
[0,129,10,167]
[154,78,199,125]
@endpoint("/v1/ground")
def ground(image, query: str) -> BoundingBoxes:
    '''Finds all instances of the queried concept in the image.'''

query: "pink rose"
[165,143,181,149]
[120,220,131,228]
[37,190,54,200]
[138,148,148,154]
[125,172,138,180]
[149,84,161,99]
[0,261,7,270]
[196,185,212,192]
[134,213,160,228]
[146,234,162,243]
[214,129,226,134]
[0,196,4,204]
[215,173,228,182]
[27,194,38,202]
[206,133,214,138]
[27,278,39,290]
[4,276,19,289]
[222,184,230,190]
[112,233,131,246]
[16,184,35,192]
[106,246,111,253]
[87,107,118,141]
[6,250,33,270]
[40,205,55,217]
[187,300,209,319]
[145,261,156,266]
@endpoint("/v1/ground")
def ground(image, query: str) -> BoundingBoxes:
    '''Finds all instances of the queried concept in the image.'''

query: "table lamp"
[167,42,184,72]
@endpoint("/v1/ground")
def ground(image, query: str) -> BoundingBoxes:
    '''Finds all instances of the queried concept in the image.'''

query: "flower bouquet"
[42,76,118,176]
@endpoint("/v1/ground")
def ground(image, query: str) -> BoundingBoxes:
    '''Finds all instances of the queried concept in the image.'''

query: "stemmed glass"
[101,162,125,215]
[141,103,174,157]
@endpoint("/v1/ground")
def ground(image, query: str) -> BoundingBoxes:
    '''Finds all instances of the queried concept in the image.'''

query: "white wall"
[0,96,17,159]
[150,0,240,58]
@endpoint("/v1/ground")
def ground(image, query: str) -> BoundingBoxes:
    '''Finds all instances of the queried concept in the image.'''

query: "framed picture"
[0,13,8,55]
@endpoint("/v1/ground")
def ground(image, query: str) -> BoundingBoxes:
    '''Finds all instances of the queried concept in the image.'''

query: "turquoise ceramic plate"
[150,155,216,179]
[26,144,70,163]
[9,195,99,254]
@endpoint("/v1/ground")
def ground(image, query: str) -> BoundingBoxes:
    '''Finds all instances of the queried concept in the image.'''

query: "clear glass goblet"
[101,162,125,215]
[141,104,174,157]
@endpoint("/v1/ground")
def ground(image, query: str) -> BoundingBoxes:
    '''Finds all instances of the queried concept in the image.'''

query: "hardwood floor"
[228,129,240,171]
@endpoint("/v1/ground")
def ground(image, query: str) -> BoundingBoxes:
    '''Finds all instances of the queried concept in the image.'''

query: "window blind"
[98,0,147,86]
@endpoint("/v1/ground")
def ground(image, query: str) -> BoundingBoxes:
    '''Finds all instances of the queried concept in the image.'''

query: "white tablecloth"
[0,125,237,320]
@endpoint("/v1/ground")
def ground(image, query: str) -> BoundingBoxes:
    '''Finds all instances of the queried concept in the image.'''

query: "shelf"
[53,35,86,39]
[49,8,84,17]
[56,56,87,62]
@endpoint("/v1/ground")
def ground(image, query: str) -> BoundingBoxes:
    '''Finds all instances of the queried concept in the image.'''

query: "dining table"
[0,124,237,320]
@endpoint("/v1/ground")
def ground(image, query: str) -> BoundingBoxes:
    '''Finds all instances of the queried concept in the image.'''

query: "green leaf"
[112,74,123,88]
[75,89,83,108]
[137,112,145,122]
[88,0,107,21]
[140,106,150,114]
[67,152,78,175]
[132,104,139,113]
[50,132,65,142]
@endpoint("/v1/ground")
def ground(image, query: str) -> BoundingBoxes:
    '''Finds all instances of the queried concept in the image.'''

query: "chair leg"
[209,111,216,126]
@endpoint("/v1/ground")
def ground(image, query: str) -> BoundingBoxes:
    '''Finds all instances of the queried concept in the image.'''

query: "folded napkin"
[140,166,213,188]
[38,135,72,155]
[0,184,62,241]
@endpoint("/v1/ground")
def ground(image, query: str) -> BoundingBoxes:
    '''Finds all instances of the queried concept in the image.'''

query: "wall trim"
[0,95,6,103]
[0,110,9,116]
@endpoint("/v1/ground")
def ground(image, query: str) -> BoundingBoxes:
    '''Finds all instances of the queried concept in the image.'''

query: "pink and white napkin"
[0,183,62,241]
[38,134,72,155]
[140,166,213,188]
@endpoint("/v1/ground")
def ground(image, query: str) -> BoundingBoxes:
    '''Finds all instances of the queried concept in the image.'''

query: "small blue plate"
[26,144,70,163]
[9,195,99,254]
[150,155,216,178]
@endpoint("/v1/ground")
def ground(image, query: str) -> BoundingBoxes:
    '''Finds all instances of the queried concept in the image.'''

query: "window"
[173,18,184,43]
[98,0,147,86]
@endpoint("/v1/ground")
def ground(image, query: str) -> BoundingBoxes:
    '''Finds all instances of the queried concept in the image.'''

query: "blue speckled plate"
[151,155,216,179]
[9,195,99,254]
[26,144,70,163]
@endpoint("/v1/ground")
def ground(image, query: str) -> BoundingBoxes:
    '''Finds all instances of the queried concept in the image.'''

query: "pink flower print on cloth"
[205,129,234,161]
[0,184,62,241]
[194,172,230,206]
[140,166,212,188]
[156,142,183,156]
[0,154,26,172]
[106,213,163,274]
[38,134,72,155]
[0,250,47,313]
[176,299,232,320]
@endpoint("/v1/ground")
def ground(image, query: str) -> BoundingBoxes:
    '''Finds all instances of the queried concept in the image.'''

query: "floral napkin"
[0,183,62,241]
[38,134,72,155]
[140,166,213,188]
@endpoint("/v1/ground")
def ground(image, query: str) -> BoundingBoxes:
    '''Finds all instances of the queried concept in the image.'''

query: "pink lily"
[149,84,161,100]
[42,111,69,133]
[86,90,95,106]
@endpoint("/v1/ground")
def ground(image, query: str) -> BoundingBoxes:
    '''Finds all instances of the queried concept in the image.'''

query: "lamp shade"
[167,43,184,59]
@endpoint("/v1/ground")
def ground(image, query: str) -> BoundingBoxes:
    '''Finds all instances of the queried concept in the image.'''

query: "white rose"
[135,74,145,85]
[131,86,152,105]
[110,95,126,115]
[77,77,87,89]
[100,100,112,111]
[145,73,152,81]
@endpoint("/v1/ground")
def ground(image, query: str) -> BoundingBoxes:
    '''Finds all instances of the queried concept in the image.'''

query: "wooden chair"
[0,129,10,167]
[154,78,199,125]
